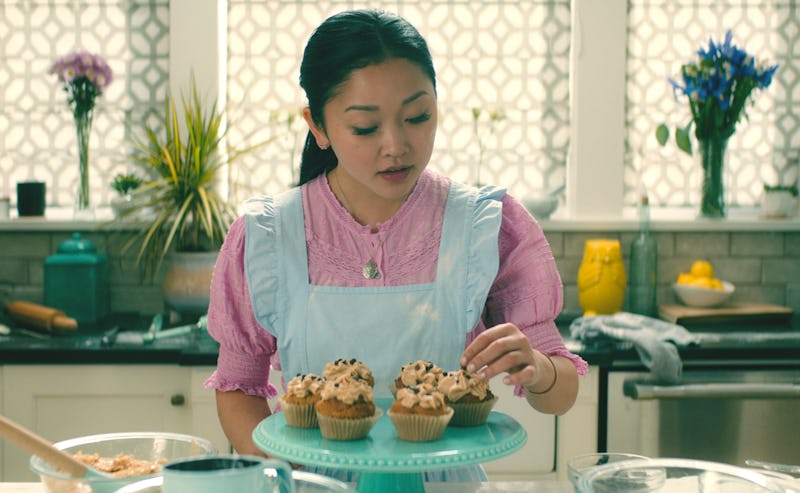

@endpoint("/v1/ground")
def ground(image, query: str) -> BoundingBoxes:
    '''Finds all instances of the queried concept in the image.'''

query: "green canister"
[44,232,110,327]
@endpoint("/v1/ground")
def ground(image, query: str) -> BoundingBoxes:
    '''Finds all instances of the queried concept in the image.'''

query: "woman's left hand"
[460,322,546,388]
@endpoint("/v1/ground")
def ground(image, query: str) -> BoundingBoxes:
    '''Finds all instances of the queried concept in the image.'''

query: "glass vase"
[74,110,94,219]
[698,135,730,218]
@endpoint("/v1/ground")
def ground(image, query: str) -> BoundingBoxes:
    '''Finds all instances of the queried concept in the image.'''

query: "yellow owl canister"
[577,239,627,316]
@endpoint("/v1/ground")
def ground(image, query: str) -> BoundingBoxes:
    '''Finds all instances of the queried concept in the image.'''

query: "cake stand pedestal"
[252,398,527,493]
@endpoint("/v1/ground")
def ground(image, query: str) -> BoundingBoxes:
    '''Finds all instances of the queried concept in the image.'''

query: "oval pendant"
[362,259,381,279]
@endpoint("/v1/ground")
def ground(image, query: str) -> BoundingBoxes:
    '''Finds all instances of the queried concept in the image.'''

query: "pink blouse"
[205,170,588,399]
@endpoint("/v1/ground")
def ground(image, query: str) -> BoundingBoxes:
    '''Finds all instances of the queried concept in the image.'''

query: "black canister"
[17,181,46,216]
[44,233,110,328]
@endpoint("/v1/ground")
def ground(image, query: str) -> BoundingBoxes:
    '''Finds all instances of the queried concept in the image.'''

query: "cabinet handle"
[624,381,800,400]
[170,394,186,406]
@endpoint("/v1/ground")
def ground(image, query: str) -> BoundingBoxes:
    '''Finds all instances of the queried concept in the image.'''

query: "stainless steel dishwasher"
[605,332,800,467]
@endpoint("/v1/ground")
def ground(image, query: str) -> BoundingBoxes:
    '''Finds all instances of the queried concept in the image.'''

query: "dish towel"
[570,312,700,384]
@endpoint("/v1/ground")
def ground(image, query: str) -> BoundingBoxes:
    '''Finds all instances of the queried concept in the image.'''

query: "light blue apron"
[244,180,504,482]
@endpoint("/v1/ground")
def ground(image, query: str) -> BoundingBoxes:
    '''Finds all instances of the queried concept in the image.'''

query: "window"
[225,0,571,205]
[625,0,799,209]
[2,0,796,219]
[0,0,169,209]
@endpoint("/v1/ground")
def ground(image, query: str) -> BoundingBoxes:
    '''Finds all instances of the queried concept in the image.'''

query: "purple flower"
[49,51,113,117]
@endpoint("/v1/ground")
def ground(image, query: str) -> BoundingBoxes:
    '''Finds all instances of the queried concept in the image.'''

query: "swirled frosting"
[395,384,448,411]
[320,375,373,405]
[438,369,490,401]
[286,373,324,398]
[323,358,374,385]
[398,360,444,387]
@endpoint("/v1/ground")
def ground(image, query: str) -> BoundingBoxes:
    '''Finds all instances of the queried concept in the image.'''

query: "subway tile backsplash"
[546,230,799,318]
[1,230,798,322]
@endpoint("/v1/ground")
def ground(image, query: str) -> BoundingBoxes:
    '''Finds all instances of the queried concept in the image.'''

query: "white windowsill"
[540,206,800,232]
[1,206,798,233]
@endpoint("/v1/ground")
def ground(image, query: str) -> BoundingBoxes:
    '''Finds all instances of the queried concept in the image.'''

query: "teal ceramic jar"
[44,232,110,328]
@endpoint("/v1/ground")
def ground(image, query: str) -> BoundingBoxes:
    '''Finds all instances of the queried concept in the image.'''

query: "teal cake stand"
[252,398,527,493]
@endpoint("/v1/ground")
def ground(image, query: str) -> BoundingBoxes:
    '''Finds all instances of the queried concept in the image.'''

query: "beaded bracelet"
[527,354,558,395]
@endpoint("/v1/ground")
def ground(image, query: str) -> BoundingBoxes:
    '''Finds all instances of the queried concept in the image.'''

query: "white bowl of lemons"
[673,280,735,308]
[672,260,735,308]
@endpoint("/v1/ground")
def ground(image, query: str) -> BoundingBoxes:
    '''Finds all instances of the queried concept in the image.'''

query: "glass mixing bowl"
[577,457,793,493]
[29,431,217,493]
[567,452,650,490]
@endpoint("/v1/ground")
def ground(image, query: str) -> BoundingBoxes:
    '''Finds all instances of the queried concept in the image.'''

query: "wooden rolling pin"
[3,300,78,332]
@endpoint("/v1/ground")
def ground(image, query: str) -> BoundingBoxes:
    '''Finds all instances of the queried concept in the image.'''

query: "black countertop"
[570,333,800,371]
[1,312,798,367]
[0,330,220,365]
[0,312,221,365]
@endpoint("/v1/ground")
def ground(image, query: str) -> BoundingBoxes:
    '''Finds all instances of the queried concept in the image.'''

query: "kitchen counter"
[570,330,800,370]
[2,311,798,367]
[0,313,220,365]
[0,482,576,492]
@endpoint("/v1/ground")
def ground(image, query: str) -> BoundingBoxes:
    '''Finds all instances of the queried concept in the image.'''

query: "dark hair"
[297,9,436,185]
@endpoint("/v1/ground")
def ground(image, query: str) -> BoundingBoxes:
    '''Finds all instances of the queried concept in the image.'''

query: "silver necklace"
[334,171,383,280]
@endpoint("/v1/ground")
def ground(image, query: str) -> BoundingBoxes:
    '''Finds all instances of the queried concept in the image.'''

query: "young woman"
[205,8,587,482]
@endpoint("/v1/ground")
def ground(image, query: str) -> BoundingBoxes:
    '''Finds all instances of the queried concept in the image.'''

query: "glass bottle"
[628,192,658,316]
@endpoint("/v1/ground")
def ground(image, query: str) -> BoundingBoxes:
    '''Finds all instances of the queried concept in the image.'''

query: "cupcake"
[437,369,498,426]
[315,375,381,440]
[388,384,453,442]
[392,360,444,395]
[322,358,375,387]
[280,373,325,428]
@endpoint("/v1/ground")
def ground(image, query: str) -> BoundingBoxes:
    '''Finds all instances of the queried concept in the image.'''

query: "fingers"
[460,323,516,368]
[461,323,535,383]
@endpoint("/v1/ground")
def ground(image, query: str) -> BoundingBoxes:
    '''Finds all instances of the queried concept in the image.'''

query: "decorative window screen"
[625,0,799,208]
[0,0,170,208]
[226,0,571,203]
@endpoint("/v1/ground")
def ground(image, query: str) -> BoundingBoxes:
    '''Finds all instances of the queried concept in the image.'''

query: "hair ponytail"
[298,132,337,185]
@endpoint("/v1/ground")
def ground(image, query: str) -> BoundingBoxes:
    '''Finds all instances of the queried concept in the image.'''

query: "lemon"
[690,260,714,278]
[688,276,714,288]
[676,273,695,285]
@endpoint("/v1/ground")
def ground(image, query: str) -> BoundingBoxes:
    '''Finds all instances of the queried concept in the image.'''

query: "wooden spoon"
[0,414,112,479]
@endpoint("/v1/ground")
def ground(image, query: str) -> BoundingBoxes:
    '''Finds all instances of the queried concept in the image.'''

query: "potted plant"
[109,172,144,217]
[120,77,268,315]
[762,183,798,218]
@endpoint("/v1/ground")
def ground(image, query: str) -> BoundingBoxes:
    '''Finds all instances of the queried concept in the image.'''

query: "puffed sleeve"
[481,194,588,395]
[464,185,504,328]
[203,216,280,399]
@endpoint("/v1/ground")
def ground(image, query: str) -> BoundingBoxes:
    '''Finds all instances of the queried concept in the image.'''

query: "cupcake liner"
[280,397,319,428]
[316,408,383,441]
[388,407,454,442]
[448,395,499,427]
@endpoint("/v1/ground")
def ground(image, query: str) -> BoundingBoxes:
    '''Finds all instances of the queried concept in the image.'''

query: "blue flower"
[667,30,779,143]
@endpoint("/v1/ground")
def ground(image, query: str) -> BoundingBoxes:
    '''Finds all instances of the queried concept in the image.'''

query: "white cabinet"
[555,365,600,480]
[483,375,557,480]
[1,365,228,482]
[606,371,660,457]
